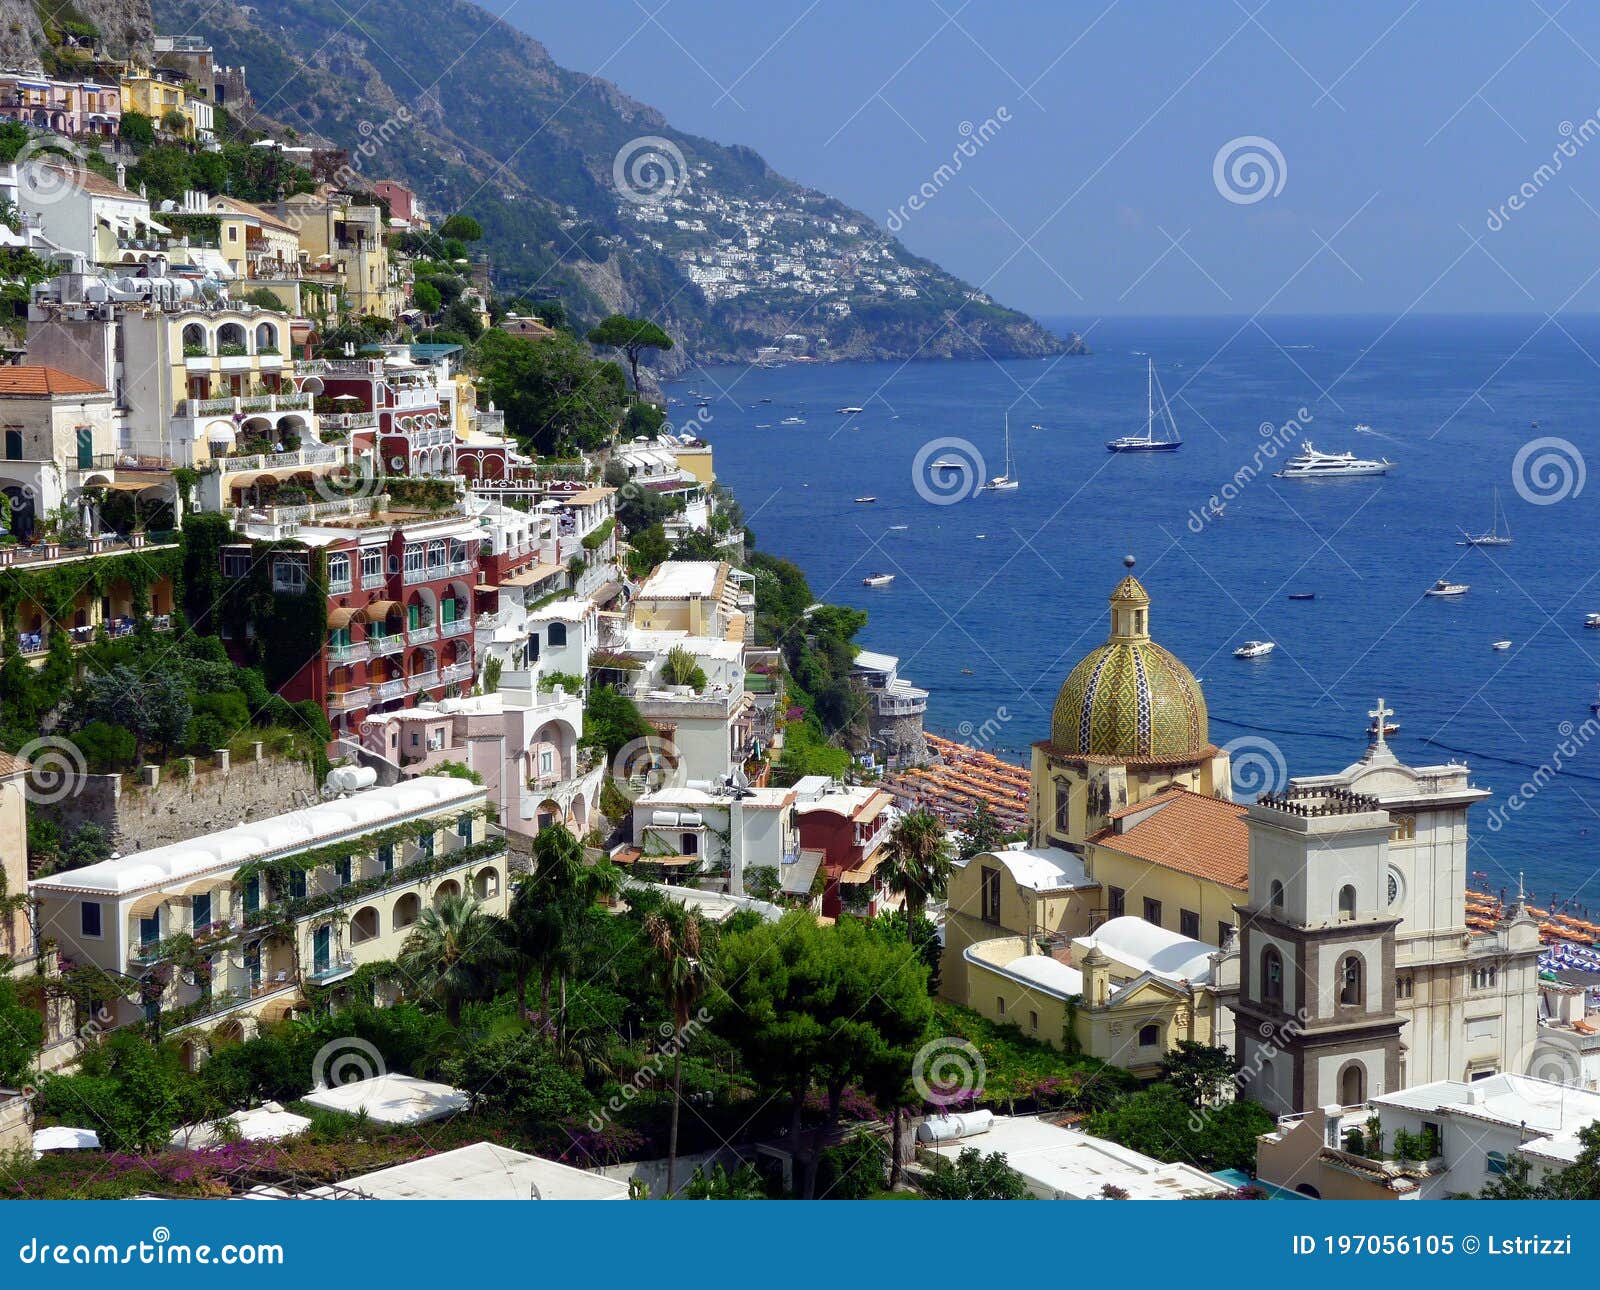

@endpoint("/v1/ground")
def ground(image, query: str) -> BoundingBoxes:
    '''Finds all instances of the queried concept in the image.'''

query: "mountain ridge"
[148,0,1079,367]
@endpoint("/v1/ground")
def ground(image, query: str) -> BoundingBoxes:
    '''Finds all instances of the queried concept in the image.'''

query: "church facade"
[1233,722,1542,1114]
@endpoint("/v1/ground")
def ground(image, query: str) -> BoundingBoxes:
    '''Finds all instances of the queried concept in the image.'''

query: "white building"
[628,781,800,896]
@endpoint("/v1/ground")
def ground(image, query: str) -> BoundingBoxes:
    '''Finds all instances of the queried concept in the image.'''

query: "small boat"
[1368,720,1400,737]
[1234,640,1276,658]
[759,397,773,403]
[1457,488,1513,546]
[1424,579,1470,598]
[888,524,909,531]
[975,533,987,540]
[980,413,1020,491]
[854,496,877,504]
[1275,439,1393,478]
[1107,358,1182,452]
[1029,423,1044,430]
[931,457,964,472]
[960,667,975,675]
[836,406,865,414]
[780,416,806,425]
[1491,640,1512,651]
[862,573,894,587]
[1586,613,1600,630]
[1287,592,1316,601]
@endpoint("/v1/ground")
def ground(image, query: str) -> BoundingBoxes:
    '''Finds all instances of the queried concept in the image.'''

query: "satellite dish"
[389,456,405,471]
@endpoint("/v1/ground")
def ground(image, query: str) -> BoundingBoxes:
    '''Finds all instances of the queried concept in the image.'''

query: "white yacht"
[1424,578,1469,598]
[1233,640,1276,658]
[780,416,806,425]
[980,413,1020,491]
[836,406,865,414]
[1457,488,1513,547]
[1585,613,1600,630]
[861,572,895,587]
[1491,640,1512,651]
[1275,440,1394,479]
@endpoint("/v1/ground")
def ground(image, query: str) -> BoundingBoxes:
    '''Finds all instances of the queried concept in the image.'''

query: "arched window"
[1261,947,1283,1007]
[350,906,380,944]
[548,622,567,647]
[1137,1023,1160,1047]
[1053,779,1070,833]
[1339,954,1364,1006]
[1337,884,1357,921]
[181,322,207,354]
[1339,1062,1366,1107]
[1269,879,1284,911]
[393,892,420,929]
[255,322,279,353]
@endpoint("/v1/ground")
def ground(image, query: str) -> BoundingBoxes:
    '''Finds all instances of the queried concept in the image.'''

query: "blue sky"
[504,0,1600,318]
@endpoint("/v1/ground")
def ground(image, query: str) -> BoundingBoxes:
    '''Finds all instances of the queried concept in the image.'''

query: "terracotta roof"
[1089,788,1248,890]
[0,749,28,778]
[45,164,137,201]
[0,365,108,396]
[210,194,297,233]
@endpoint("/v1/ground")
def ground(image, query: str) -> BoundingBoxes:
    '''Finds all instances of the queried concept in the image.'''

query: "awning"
[473,582,498,592]
[591,580,625,606]
[365,599,402,619]
[781,849,824,896]
[97,478,170,492]
[501,563,562,588]
[327,605,364,629]
[838,849,887,886]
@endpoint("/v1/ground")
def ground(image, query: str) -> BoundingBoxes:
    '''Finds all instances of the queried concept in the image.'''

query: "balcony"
[368,634,404,659]
[440,619,470,638]
[408,624,438,645]
[375,679,407,702]
[328,687,370,713]
[327,641,360,663]
[441,661,474,685]
[409,668,441,691]
[306,954,357,985]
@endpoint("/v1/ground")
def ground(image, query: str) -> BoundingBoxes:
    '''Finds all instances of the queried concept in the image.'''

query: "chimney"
[115,162,125,189]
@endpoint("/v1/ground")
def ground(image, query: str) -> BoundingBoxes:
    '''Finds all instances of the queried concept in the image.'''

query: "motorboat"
[836,406,865,414]
[780,416,805,425]
[1585,613,1600,629]
[861,573,894,587]
[1491,640,1512,651]
[888,524,909,531]
[1275,440,1393,478]
[1287,592,1316,601]
[1233,640,1276,658]
[1107,358,1182,452]
[1424,579,1469,597]
[854,496,877,504]
[1367,720,1400,737]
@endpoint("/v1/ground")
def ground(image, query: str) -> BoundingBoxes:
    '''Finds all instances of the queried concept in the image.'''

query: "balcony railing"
[328,688,370,712]
[327,641,359,663]
[408,624,437,645]
[441,661,474,685]
[409,668,440,690]
[375,679,407,702]
[368,635,404,659]
[182,390,312,418]
[440,619,470,638]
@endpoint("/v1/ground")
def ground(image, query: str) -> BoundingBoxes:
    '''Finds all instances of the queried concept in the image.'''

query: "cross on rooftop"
[1369,697,1394,748]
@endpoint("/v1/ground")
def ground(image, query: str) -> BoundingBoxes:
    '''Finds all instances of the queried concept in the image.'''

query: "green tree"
[443,1030,594,1124]
[439,213,484,242]
[586,314,674,394]
[1159,1040,1238,1110]
[713,913,932,1197]
[956,799,1007,861]
[397,892,509,1025]
[34,1031,182,1152]
[1088,1084,1272,1172]
[473,329,626,454]
[580,685,654,761]
[411,280,442,314]
[0,971,41,1086]
[921,1147,1032,1199]
[626,523,671,578]
[881,811,952,949]
[643,902,714,1196]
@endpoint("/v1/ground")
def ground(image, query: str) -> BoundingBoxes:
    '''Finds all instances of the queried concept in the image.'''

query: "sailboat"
[1457,488,1513,547]
[1106,359,1182,452]
[980,413,1019,491]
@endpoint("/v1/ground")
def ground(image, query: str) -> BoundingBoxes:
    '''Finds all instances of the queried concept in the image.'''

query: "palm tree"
[642,903,714,1197]
[882,810,953,946]
[398,892,509,1025]
[498,875,567,1028]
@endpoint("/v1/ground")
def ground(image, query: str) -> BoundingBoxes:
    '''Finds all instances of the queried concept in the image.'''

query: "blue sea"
[680,315,1600,910]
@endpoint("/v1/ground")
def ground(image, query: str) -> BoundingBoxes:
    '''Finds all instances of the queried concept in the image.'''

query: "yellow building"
[1029,561,1231,851]
[631,559,754,642]
[942,845,1098,993]
[120,73,191,135]
[1083,787,1248,947]
[954,916,1236,1077]
[0,750,27,961]
[282,190,403,320]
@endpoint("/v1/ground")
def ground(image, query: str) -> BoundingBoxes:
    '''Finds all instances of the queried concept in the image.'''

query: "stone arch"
[181,321,208,353]
[1337,1060,1367,1107]
[255,320,280,352]
[432,879,461,908]
[351,905,380,944]
[474,867,499,901]
[393,891,421,929]
[216,320,247,353]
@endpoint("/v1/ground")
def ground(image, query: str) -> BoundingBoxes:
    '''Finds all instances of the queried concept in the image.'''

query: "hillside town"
[0,30,1597,1207]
